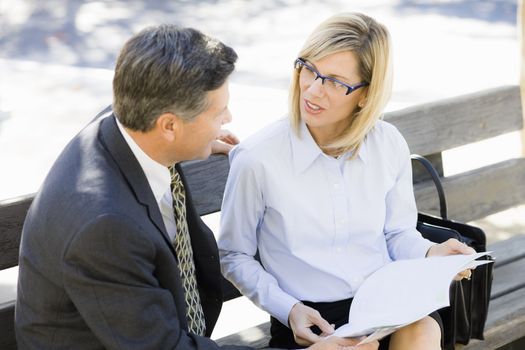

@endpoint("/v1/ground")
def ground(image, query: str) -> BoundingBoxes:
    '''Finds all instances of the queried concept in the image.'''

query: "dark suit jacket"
[15,114,250,349]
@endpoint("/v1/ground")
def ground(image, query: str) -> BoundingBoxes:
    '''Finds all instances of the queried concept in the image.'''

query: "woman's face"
[299,50,366,142]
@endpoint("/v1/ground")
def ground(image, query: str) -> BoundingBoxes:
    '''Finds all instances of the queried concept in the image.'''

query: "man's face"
[174,82,232,161]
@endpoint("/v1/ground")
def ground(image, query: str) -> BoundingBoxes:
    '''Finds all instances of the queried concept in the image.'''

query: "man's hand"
[307,336,379,350]
[426,238,476,280]
[288,302,335,346]
[211,129,239,155]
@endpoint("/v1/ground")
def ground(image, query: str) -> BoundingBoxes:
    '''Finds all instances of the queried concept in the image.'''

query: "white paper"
[332,252,493,343]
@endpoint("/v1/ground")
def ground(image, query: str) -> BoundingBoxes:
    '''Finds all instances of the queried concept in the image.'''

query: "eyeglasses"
[294,58,369,96]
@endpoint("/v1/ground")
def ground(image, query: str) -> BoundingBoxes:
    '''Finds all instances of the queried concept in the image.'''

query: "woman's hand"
[211,129,239,155]
[288,302,335,346]
[426,238,476,280]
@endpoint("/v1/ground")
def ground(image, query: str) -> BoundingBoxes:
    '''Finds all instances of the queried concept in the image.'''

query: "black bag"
[411,155,494,350]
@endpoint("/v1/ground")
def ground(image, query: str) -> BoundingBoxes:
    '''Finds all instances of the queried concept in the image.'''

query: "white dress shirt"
[115,118,177,240]
[218,118,435,326]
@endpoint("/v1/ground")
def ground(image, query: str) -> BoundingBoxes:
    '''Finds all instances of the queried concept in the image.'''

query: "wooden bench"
[1,85,524,349]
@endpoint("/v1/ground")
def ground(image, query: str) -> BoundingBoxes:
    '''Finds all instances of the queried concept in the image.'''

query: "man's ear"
[156,112,182,141]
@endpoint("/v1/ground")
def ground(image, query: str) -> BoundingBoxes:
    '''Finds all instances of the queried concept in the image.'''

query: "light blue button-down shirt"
[218,118,435,325]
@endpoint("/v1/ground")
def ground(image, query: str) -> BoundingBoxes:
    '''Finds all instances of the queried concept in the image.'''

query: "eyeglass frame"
[294,58,369,96]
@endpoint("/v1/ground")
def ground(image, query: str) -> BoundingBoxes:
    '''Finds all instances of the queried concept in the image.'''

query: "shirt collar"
[290,121,368,174]
[115,118,171,206]
[290,121,324,174]
[356,135,368,164]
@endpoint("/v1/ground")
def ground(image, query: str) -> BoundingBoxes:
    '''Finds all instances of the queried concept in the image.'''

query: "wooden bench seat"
[1,85,525,349]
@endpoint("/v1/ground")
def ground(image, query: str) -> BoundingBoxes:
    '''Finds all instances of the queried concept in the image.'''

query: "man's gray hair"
[113,24,237,131]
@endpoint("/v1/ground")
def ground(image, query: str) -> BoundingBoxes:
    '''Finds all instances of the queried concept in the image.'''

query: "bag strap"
[410,154,448,220]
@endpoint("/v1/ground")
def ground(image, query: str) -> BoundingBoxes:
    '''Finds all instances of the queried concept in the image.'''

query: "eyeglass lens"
[296,60,351,95]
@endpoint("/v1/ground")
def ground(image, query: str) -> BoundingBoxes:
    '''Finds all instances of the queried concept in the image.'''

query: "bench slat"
[215,322,270,349]
[462,288,525,350]
[385,85,522,156]
[0,195,33,269]
[489,235,525,300]
[181,154,229,216]
[0,302,16,350]
[488,234,525,267]
[490,252,525,300]
[414,158,525,222]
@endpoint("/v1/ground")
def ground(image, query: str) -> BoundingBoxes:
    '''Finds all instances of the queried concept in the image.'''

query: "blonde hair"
[289,12,392,157]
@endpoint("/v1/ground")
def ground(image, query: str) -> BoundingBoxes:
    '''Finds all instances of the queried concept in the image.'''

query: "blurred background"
[0,0,523,339]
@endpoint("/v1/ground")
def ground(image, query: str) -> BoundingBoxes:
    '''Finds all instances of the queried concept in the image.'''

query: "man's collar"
[115,118,171,205]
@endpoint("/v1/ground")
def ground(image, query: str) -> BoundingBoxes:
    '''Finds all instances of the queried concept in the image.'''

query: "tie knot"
[168,166,182,190]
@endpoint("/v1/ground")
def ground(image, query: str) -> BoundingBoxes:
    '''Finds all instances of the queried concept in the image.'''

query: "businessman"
[15,24,375,350]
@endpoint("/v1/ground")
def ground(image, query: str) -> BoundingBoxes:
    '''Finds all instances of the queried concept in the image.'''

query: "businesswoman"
[218,12,473,350]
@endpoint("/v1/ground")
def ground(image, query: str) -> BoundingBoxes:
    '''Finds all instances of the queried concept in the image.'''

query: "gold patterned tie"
[169,166,206,336]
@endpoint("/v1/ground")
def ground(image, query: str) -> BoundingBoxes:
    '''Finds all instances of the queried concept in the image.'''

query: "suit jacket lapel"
[99,116,222,335]
[99,115,175,253]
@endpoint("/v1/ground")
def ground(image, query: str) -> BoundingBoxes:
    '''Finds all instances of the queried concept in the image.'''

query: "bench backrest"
[0,195,33,270]
[388,85,524,222]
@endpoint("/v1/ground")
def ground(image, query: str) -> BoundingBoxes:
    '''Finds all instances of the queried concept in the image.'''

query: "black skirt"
[269,297,444,350]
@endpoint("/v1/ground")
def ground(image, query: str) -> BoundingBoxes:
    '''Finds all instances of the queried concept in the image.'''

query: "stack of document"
[332,252,493,344]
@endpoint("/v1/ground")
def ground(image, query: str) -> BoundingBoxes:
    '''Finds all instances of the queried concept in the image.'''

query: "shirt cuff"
[402,237,437,260]
[271,292,301,327]
[408,237,436,259]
